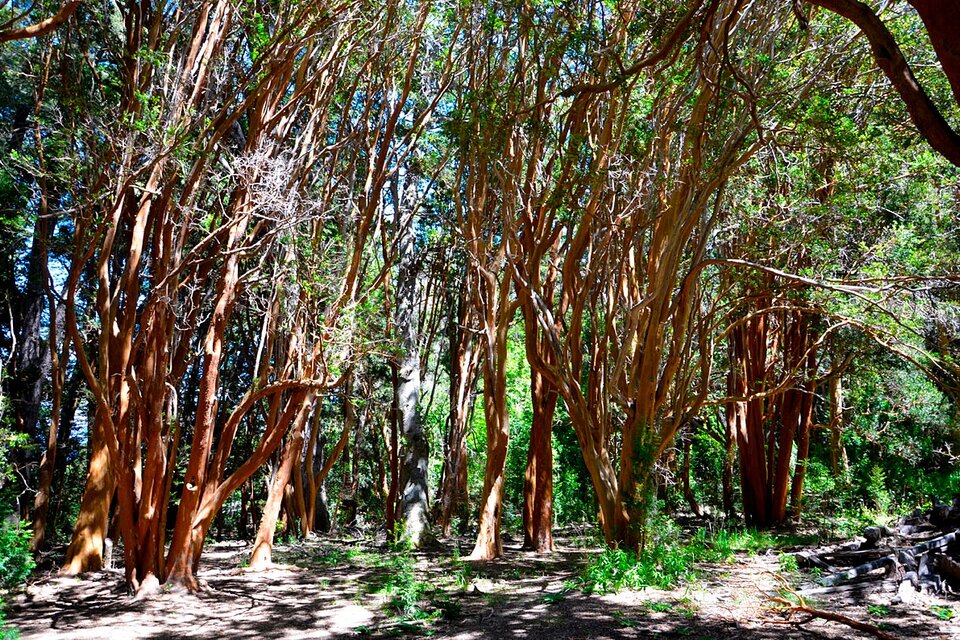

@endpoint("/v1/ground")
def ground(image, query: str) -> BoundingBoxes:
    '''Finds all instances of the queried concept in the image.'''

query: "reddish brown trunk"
[62,408,114,574]
[522,365,556,552]
[438,286,479,537]
[730,318,771,528]
[791,342,818,518]
[469,362,510,560]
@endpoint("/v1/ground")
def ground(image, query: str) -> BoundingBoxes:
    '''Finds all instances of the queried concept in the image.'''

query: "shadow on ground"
[8,537,958,640]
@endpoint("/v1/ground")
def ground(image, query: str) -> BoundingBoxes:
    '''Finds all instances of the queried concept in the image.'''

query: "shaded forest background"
[0,0,958,606]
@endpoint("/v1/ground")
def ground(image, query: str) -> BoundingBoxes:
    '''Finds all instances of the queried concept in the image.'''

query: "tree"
[806,1,960,165]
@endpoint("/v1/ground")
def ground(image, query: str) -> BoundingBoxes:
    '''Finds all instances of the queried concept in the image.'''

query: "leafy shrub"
[579,528,733,593]
[0,520,33,589]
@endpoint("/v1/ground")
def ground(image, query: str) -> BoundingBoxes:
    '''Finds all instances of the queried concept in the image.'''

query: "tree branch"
[0,1,81,44]
[807,0,960,165]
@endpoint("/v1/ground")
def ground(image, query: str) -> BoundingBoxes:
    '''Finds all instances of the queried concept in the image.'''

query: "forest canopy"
[0,0,958,612]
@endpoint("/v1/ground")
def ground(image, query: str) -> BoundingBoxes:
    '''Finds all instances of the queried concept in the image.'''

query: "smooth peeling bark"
[520,292,558,553]
[790,347,818,518]
[522,366,557,552]
[165,216,248,588]
[62,408,113,574]
[469,327,511,561]
[250,391,316,567]
[729,321,771,528]
[167,389,314,585]
[771,312,807,523]
[438,288,479,537]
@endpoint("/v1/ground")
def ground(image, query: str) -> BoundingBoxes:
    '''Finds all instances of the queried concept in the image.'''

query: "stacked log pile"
[794,504,960,600]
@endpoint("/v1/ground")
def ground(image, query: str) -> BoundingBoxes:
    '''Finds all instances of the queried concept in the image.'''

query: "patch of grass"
[0,608,18,640]
[612,610,641,627]
[777,553,799,574]
[931,605,955,621]
[541,585,573,604]
[867,604,889,618]
[643,598,697,617]
[450,562,471,590]
[579,527,739,593]
[318,547,378,567]
[381,554,429,616]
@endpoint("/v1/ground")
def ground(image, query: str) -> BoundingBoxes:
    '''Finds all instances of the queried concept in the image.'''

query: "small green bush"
[0,521,33,589]
[580,534,725,593]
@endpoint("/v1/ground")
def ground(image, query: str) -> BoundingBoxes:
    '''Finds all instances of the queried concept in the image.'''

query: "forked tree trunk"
[731,307,818,528]
[249,401,312,569]
[730,317,772,527]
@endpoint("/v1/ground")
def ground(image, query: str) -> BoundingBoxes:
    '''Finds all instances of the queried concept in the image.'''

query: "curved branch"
[0,1,81,44]
[807,0,960,165]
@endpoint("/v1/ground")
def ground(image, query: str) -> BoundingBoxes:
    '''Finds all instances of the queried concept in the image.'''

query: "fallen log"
[935,553,960,584]
[797,579,898,598]
[817,529,958,587]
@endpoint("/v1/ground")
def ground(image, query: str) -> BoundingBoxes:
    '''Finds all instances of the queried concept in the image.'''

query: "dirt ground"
[8,534,960,640]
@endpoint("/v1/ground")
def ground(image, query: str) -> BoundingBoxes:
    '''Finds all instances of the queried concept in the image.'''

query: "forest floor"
[8,530,960,640]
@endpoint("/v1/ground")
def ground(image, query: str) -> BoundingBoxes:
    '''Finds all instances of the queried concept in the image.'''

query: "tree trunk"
[249,395,314,568]
[521,360,556,552]
[791,342,818,518]
[681,422,703,517]
[438,278,479,537]
[828,372,848,477]
[32,297,67,552]
[731,318,772,528]
[61,407,113,574]
[12,213,52,517]
[385,363,400,536]
[395,207,431,547]
[468,298,511,560]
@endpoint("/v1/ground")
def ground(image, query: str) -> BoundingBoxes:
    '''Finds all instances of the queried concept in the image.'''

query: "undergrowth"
[0,519,31,640]
[579,523,806,593]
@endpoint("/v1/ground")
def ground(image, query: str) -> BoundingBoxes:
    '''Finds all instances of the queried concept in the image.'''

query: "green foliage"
[579,524,734,593]
[578,522,817,594]
[0,520,33,590]
[930,605,955,621]
[777,553,799,575]
[867,604,889,618]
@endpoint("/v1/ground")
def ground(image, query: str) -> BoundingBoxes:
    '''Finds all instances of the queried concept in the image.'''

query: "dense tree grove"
[0,0,958,603]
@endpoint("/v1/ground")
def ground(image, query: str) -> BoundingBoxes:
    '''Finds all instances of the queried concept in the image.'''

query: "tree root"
[765,574,899,640]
